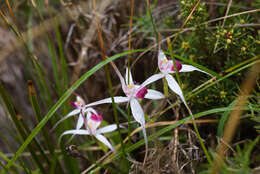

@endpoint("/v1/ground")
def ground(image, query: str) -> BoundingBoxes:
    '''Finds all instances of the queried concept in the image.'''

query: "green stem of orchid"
[146,0,158,40]
[162,78,168,98]
[127,104,132,145]
[104,65,126,156]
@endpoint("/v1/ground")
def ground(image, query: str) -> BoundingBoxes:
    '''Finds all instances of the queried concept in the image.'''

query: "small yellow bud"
[240,19,245,24]
[226,39,232,44]
[220,91,227,98]
[182,41,190,51]
[241,46,246,51]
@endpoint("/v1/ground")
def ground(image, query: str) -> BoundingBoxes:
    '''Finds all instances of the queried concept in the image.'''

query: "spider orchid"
[59,112,119,153]
[52,96,90,131]
[84,67,165,147]
[142,50,214,107]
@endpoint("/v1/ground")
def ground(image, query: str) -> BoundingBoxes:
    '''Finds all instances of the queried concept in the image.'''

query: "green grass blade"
[1,49,144,172]
[46,36,61,93]
[0,82,47,173]
[217,101,236,137]
[0,152,24,171]
[0,161,11,174]
[55,18,68,89]
[28,81,66,173]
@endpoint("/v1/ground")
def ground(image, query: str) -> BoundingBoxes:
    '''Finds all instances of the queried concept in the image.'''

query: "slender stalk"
[186,105,213,165]
[146,0,158,40]
[171,0,201,46]
[127,0,134,85]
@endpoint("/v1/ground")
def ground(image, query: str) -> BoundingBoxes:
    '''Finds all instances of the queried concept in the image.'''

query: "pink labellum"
[136,87,148,99]
[90,114,103,122]
[171,60,182,72]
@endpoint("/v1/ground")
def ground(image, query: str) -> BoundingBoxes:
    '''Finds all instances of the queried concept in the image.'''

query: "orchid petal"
[85,96,129,107]
[58,129,90,144]
[144,89,165,99]
[130,98,145,126]
[61,129,90,136]
[112,64,127,90]
[165,74,187,106]
[129,99,148,151]
[141,74,164,87]
[125,68,133,85]
[52,109,80,131]
[180,64,213,77]
[95,134,115,153]
[76,113,84,130]
[96,124,118,134]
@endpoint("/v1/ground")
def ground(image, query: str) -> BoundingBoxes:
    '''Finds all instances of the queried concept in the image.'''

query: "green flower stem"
[105,65,126,156]
[186,105,213,165]
[163,78,168,98]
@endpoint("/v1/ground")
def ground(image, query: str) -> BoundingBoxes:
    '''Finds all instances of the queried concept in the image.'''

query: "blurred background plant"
[0,0,259,173]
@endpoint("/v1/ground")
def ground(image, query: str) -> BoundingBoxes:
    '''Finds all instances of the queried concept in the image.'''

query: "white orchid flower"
[84,67,165,148]
[52,96,93,131]
[59,112,119,153]
[142,50,214,107]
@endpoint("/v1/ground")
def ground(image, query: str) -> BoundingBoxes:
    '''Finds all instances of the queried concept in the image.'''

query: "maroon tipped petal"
[90,114,103,122]
[69,101,77,108]
[136,87,148,99]
[171,60,182,72]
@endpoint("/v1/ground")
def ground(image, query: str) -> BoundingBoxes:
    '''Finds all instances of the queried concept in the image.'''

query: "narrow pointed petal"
[96,124,118,134]
[165,74,187,106]
[180,64,214,77]
[85,96,129,107]
[76,113,84,130]
[58,129,90,144]
[61,129,90,136]
[95,134,115,153]
[51,109,80,131]
[130,99,149,157]
[141,74,164,87]
[125,68,133,85]
[130,98,145,125]
[111,63,127,90]
[129,100,148,152]
[144,89,165,99]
